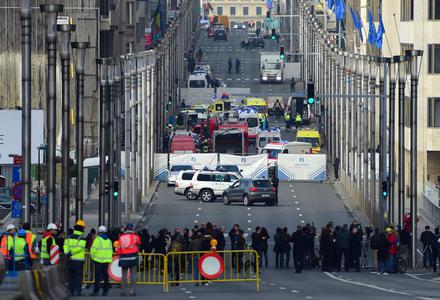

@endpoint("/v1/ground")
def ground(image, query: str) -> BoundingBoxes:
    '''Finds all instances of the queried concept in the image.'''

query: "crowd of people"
[2,217,440,296]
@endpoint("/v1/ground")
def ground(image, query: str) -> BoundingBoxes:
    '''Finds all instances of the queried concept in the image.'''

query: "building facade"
[202,0,266,26]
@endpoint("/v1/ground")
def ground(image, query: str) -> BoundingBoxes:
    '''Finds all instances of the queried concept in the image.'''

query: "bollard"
[17,270,39,300]
[47,266,68,300]
[37,268,55,300]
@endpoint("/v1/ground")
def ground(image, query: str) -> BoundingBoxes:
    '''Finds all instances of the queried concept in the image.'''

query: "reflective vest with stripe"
[25,231,37,259]
[118,233,140,255]
[12,237,27,261]
[63,230,86,261]
[0,235,12,257]
[284,112,291,121]
[41,235,56,260]
[295,115,302,122]
[91,236,113,263]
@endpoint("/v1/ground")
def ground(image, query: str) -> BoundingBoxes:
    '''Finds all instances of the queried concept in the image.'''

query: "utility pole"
[72,41,90,221]
[130,58,138,214]
[123,58,132,223]
[107,61,115,230]
[388,57,398,223]
[20,0,32,224]
[40,4,63,225]
[362,56,369,209]
[98,60,107,227]
[57,23,76,231]
[114,61,122,228]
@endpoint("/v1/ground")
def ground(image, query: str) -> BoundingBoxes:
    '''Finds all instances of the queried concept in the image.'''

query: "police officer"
[64,220,87,296]
[284,110,291,131]
[90,226,113,296]
[11,229,28,270]
[295,113,302,129]
[22,223,37,268]
[41,223,59,266]
[1,224,17,270]
[117,223,141,296]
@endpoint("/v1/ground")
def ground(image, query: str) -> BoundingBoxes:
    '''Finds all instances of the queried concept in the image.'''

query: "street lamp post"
[114,61,122,228]
[40,3,63,225]
[20,0,32,224]
[362,55,370,209]
[57,23,76,231]
[388,57,398,223]
[406,50,423,268]
[107,61,115,230]
[98,59,107,227]
[37,144,47,215]
[72,41,91,221]
[123,57,132,223]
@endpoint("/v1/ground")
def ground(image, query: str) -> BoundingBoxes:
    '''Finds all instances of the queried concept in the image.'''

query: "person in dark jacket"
[398,225,410,264]
[271,176,279,203]
[235,230,246,273]
[259,227,270,268]
[273,228,283,268]
[421,225,435,269]
[369,228,380,272]
[291,225,307,273]
[281,227,291,268]
[320,227,333,272]
[376,232,390,274]
[251,227,262,272]
[336,224,351,272]
[214,226,226,251]
[349,226,363,272]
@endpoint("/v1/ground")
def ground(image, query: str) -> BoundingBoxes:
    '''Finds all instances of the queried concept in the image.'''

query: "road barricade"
[165,250,260,292]
[82,252,167,291]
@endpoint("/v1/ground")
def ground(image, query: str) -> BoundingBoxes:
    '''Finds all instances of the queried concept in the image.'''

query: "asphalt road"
[75,182,440,300]
[197,29,291,97]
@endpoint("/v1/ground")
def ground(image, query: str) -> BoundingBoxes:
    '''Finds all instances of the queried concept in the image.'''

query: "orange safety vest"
[0,235,10,258]
[25,232,37,259]
[118,233,140,255]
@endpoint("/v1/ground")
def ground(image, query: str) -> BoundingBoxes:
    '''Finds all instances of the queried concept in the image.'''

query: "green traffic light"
[271,35,276,40]
[382,191,388,197]
[280,54,285,59]
[113,191,119,197]
[308,98,315,105]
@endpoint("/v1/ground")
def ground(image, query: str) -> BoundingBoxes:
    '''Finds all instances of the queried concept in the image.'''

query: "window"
[429,0,440,20]
[230,6,236,16]
[182,172,195,180]
[197,174,211,181]
[428,98,440,127]
[243,7,249,16]
[217,6,223,16]
[252,180,272,187]
[401,0,414,21]
[256,7,262,15]
[213,174,227,182]
[428,44,440,74]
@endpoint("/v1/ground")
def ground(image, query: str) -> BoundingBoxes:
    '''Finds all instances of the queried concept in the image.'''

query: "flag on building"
[375,13,385,49]
[367,9,377,45]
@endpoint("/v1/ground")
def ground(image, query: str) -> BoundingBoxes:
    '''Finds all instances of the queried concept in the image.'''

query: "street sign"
[57,16,70,25]
[13,155,22,165]
[11,200,22,218]
[12,167,21,182]
[198,253,224,280]
[108,257,130,282]
[12,182,23,201]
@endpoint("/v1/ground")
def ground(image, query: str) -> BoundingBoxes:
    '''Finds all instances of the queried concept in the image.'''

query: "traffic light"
[113,181,119,198]
[266,11,271,21]
[279,46,285,59]
[381,181,388,197]
[307,82,315,104]
[104,181,109,194]
[271,28,276,40]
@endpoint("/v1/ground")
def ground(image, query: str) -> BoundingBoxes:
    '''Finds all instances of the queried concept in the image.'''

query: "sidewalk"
[70,181,160,230]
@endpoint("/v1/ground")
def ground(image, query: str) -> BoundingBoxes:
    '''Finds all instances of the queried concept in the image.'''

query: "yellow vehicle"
[211,99,225,113]
[296,129,321,153]
[242,97,268,120]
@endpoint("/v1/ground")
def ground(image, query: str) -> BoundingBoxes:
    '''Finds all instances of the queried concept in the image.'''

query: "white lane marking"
[247,207,251,210]
[279,287,286,290]
[196,214,200,217]
[248,213,252,216]
[262,281,267,284]
[297,207,301,211]
[248,220,252,223]
[293,195,297,198]
[289,185,293,187]
[323,272,413,296]
[405,273,440,284]
[291,289,299,293]
[299,214,303,217]
[269,282,275,286]
[291,190,295,193]
[188,296,197,299]
[248,228,252,231]
[418,297,439,300]
[295,201,299,204]
[198,207,202,210]
[181,287,186,291]
[300,220,305,223]
[305,297,313,299]
[185,291,192,294]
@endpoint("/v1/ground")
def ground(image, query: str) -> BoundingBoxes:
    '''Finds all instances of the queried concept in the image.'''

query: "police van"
[256,128,281,153]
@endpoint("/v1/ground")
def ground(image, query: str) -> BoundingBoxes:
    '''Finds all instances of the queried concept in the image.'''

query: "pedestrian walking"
[284,110,291,131]
[228,58,232,74]
[251,227,262,272]
[336,224,350,272]
[376,232,390,274]
[274,228,282,268]
[64,220,87,296]
[334,158,340,180]
[281,227,291,268]
[271,175,279,204]
[385,227,398,273]
[290,78,296,93]
[349,226,362,272]
[320,227,333,272]
[273,99,282,120]
[259,227,270,268]
[90,226,113,296]
[369,228,380,272]
[421,225,435,269]
[235,58,241,74]
[117,223,141,296]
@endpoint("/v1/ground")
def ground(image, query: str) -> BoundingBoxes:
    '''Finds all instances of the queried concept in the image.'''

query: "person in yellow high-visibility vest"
[1,224,16,270]
[284,110,291,131]
[22,223,37,267]
[90,226,113,296]
[41,223,59,266]
[64,220,87,296]
[295,113,302,129]
[11,229,28,270]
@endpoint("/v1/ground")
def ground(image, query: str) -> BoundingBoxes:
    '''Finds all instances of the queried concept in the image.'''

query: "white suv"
[174,171,198,200]
[189,171,240,202]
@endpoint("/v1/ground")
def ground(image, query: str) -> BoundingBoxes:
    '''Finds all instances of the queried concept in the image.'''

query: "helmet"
[385,227,392,233]
[6,224,16,231]
[76,220,86,228]
[47,223,58,230]
[17,229,26,236]
[98,226,107,233]
[125,223,134,231]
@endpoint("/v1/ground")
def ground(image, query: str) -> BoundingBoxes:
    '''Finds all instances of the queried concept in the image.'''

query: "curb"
[135,180,160,229]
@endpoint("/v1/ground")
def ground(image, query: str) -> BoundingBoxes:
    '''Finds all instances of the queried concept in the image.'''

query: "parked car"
[174,170,198,200]
[167,165,195,186]
[214,29,228,42]
[222,178,277,206]
[189,171,240,202]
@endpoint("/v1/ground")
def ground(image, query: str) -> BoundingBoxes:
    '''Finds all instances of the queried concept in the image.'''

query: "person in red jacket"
[117,224,140,296]
[385,227,399,273]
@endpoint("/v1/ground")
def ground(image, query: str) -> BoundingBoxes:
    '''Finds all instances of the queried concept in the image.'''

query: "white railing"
[424,182,440,208]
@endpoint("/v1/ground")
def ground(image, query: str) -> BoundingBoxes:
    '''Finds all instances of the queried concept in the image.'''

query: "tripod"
[361,238,371,269]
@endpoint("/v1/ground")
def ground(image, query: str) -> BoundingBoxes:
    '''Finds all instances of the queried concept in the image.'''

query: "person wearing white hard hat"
[41,223,59,266]
[1,224,16,270]
[90,225,113,296]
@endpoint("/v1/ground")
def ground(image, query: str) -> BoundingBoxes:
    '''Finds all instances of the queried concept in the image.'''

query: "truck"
[260,52,285,83]
[213,128,246,154]
[170,135,196,154]
[216,121,249,153]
